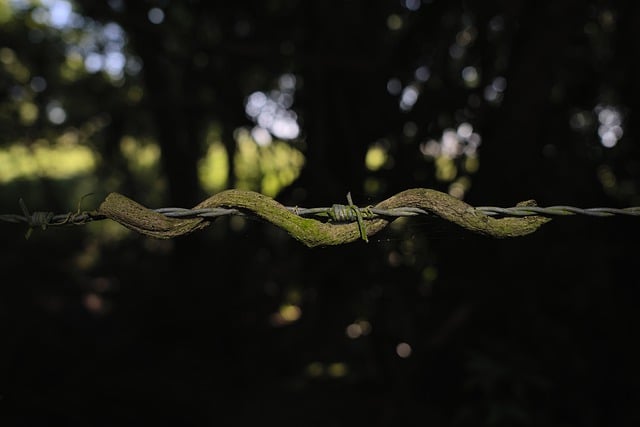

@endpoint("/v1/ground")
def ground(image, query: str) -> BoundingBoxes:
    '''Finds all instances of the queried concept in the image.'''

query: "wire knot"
[19,199,54,239]
[328,193,371,242]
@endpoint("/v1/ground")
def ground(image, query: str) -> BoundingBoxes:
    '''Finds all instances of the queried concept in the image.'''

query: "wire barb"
[19,198,54,240]
[348,192,369,243]
[324,193,371,242]
[2,191,639,240]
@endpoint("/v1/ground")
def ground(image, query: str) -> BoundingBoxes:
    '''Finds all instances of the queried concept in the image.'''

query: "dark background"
[1,0,640,426]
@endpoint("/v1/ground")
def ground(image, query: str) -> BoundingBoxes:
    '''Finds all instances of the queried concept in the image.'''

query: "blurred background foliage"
[1,0,639,426]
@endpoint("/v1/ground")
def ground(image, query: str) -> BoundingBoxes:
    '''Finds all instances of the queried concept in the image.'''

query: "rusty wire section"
[2,195,640,235]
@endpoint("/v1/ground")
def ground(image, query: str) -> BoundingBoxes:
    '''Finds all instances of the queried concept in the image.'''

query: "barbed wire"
[2,196,639,231]
[153,204,640,219]
[474,205,640,217]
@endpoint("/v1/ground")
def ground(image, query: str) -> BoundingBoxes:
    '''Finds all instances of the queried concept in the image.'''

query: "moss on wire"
[96,189,552,247]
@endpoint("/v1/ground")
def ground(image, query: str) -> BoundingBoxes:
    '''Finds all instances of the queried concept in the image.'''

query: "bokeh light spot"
[244,74,300,140]
[46,101,67,124]
[387,78,402,95]
[327,363,348,378]
[148,7,164,24]
[462,66,479,88]
[594,104,623,148]
[401,0,421,12]
[396,342,412,358]
[400,84,419,111]
[387,14,403,30]
[19,102,38,125]
[365,145,388,171]
[414,65,430,82]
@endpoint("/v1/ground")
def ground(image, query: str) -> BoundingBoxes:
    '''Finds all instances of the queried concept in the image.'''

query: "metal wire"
[2,200,639,231]
[475,206,640,217]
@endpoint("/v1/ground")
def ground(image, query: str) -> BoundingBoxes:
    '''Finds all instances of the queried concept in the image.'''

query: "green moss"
[96,188,552,247]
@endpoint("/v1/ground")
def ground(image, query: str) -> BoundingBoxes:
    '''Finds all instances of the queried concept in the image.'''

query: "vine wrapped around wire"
[3,188,638,247]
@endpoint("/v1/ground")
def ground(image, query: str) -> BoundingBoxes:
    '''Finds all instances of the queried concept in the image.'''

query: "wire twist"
[2,191,639,241]
[476,206,640,217]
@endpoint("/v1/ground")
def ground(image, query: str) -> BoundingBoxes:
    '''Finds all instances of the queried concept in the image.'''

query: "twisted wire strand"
[475,206,640,217]
[2,200,639,230]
